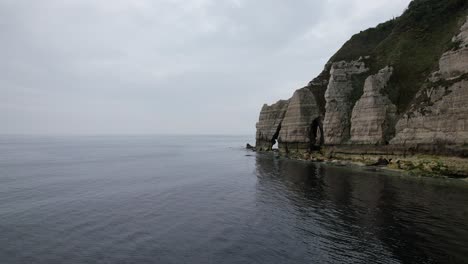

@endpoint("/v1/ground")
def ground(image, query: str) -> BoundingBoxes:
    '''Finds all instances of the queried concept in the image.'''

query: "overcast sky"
[1,0,411,135]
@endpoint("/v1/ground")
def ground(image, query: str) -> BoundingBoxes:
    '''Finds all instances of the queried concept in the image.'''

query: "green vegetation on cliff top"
[327,0,468,113]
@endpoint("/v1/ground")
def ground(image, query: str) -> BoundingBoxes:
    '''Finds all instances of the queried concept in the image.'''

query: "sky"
[1,0,411,135]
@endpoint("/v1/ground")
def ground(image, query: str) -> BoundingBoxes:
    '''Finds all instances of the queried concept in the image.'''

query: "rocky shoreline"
[254,2,468,179]
[247,144,468,179]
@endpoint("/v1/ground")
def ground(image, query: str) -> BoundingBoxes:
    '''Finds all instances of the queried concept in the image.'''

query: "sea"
[1,135,468,264]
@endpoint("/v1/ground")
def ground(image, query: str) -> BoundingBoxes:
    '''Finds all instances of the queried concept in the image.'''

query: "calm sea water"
[1,135,468,264]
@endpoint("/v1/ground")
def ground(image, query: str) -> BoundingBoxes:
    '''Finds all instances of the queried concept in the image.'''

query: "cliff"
[391,17,468,146]
[255,0,468,159]
[256,100,289,151]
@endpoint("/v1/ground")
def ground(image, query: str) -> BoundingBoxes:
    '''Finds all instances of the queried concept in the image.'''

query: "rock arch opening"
[271,123,281,150]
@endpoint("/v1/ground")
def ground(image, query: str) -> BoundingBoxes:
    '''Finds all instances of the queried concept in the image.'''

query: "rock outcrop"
[255,100,289,151]
[439,49,468,79]
[278,87,322,153]
[254,1,468,160]
[391,78,468,146]
[439,16,468,78]
[323,59,369,144]
[350,66,397,144]
[391,17,468,146]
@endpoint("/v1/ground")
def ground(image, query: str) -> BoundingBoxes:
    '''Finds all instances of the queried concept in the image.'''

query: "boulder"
[246,143,256,151]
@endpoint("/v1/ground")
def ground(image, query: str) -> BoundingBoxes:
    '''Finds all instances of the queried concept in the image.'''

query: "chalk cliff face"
[350,66,396,145]
[439,18,468,79]
[255,0,468,155]
[278,87,321,153]
[391,18,468,146]
[323,60,368,144]
[255,100,289,151]
[391,79,468,146]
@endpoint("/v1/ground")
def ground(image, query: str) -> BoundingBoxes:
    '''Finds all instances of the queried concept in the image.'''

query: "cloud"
[0,0,411,135]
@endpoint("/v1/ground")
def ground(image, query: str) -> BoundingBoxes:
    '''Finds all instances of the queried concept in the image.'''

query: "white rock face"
[350,67,396,144]
[255,16,468,151]
[279,87,321,145]
[439,48,468,78]
[391,17,468,146]
[439,16,468,79]
[255,100,289,150]
[391,80,468,145]
[323,60,369,144]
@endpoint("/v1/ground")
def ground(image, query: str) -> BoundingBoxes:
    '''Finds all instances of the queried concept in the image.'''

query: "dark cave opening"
[309,117,324,151]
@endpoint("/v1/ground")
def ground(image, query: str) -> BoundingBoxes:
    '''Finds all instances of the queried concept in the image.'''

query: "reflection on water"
[255,153,468,263]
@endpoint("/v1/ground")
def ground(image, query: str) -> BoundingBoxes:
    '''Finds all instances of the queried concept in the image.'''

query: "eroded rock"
[323,59,369,144]
[350,66,397,144]
[392,17,468,146]
[278,87,322,153]
[246,143,256,151]
[439,16,468,79]
[254,13,468,158]
[439,48,468,79]
[255,100,289,151]
[391,79,468,145]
